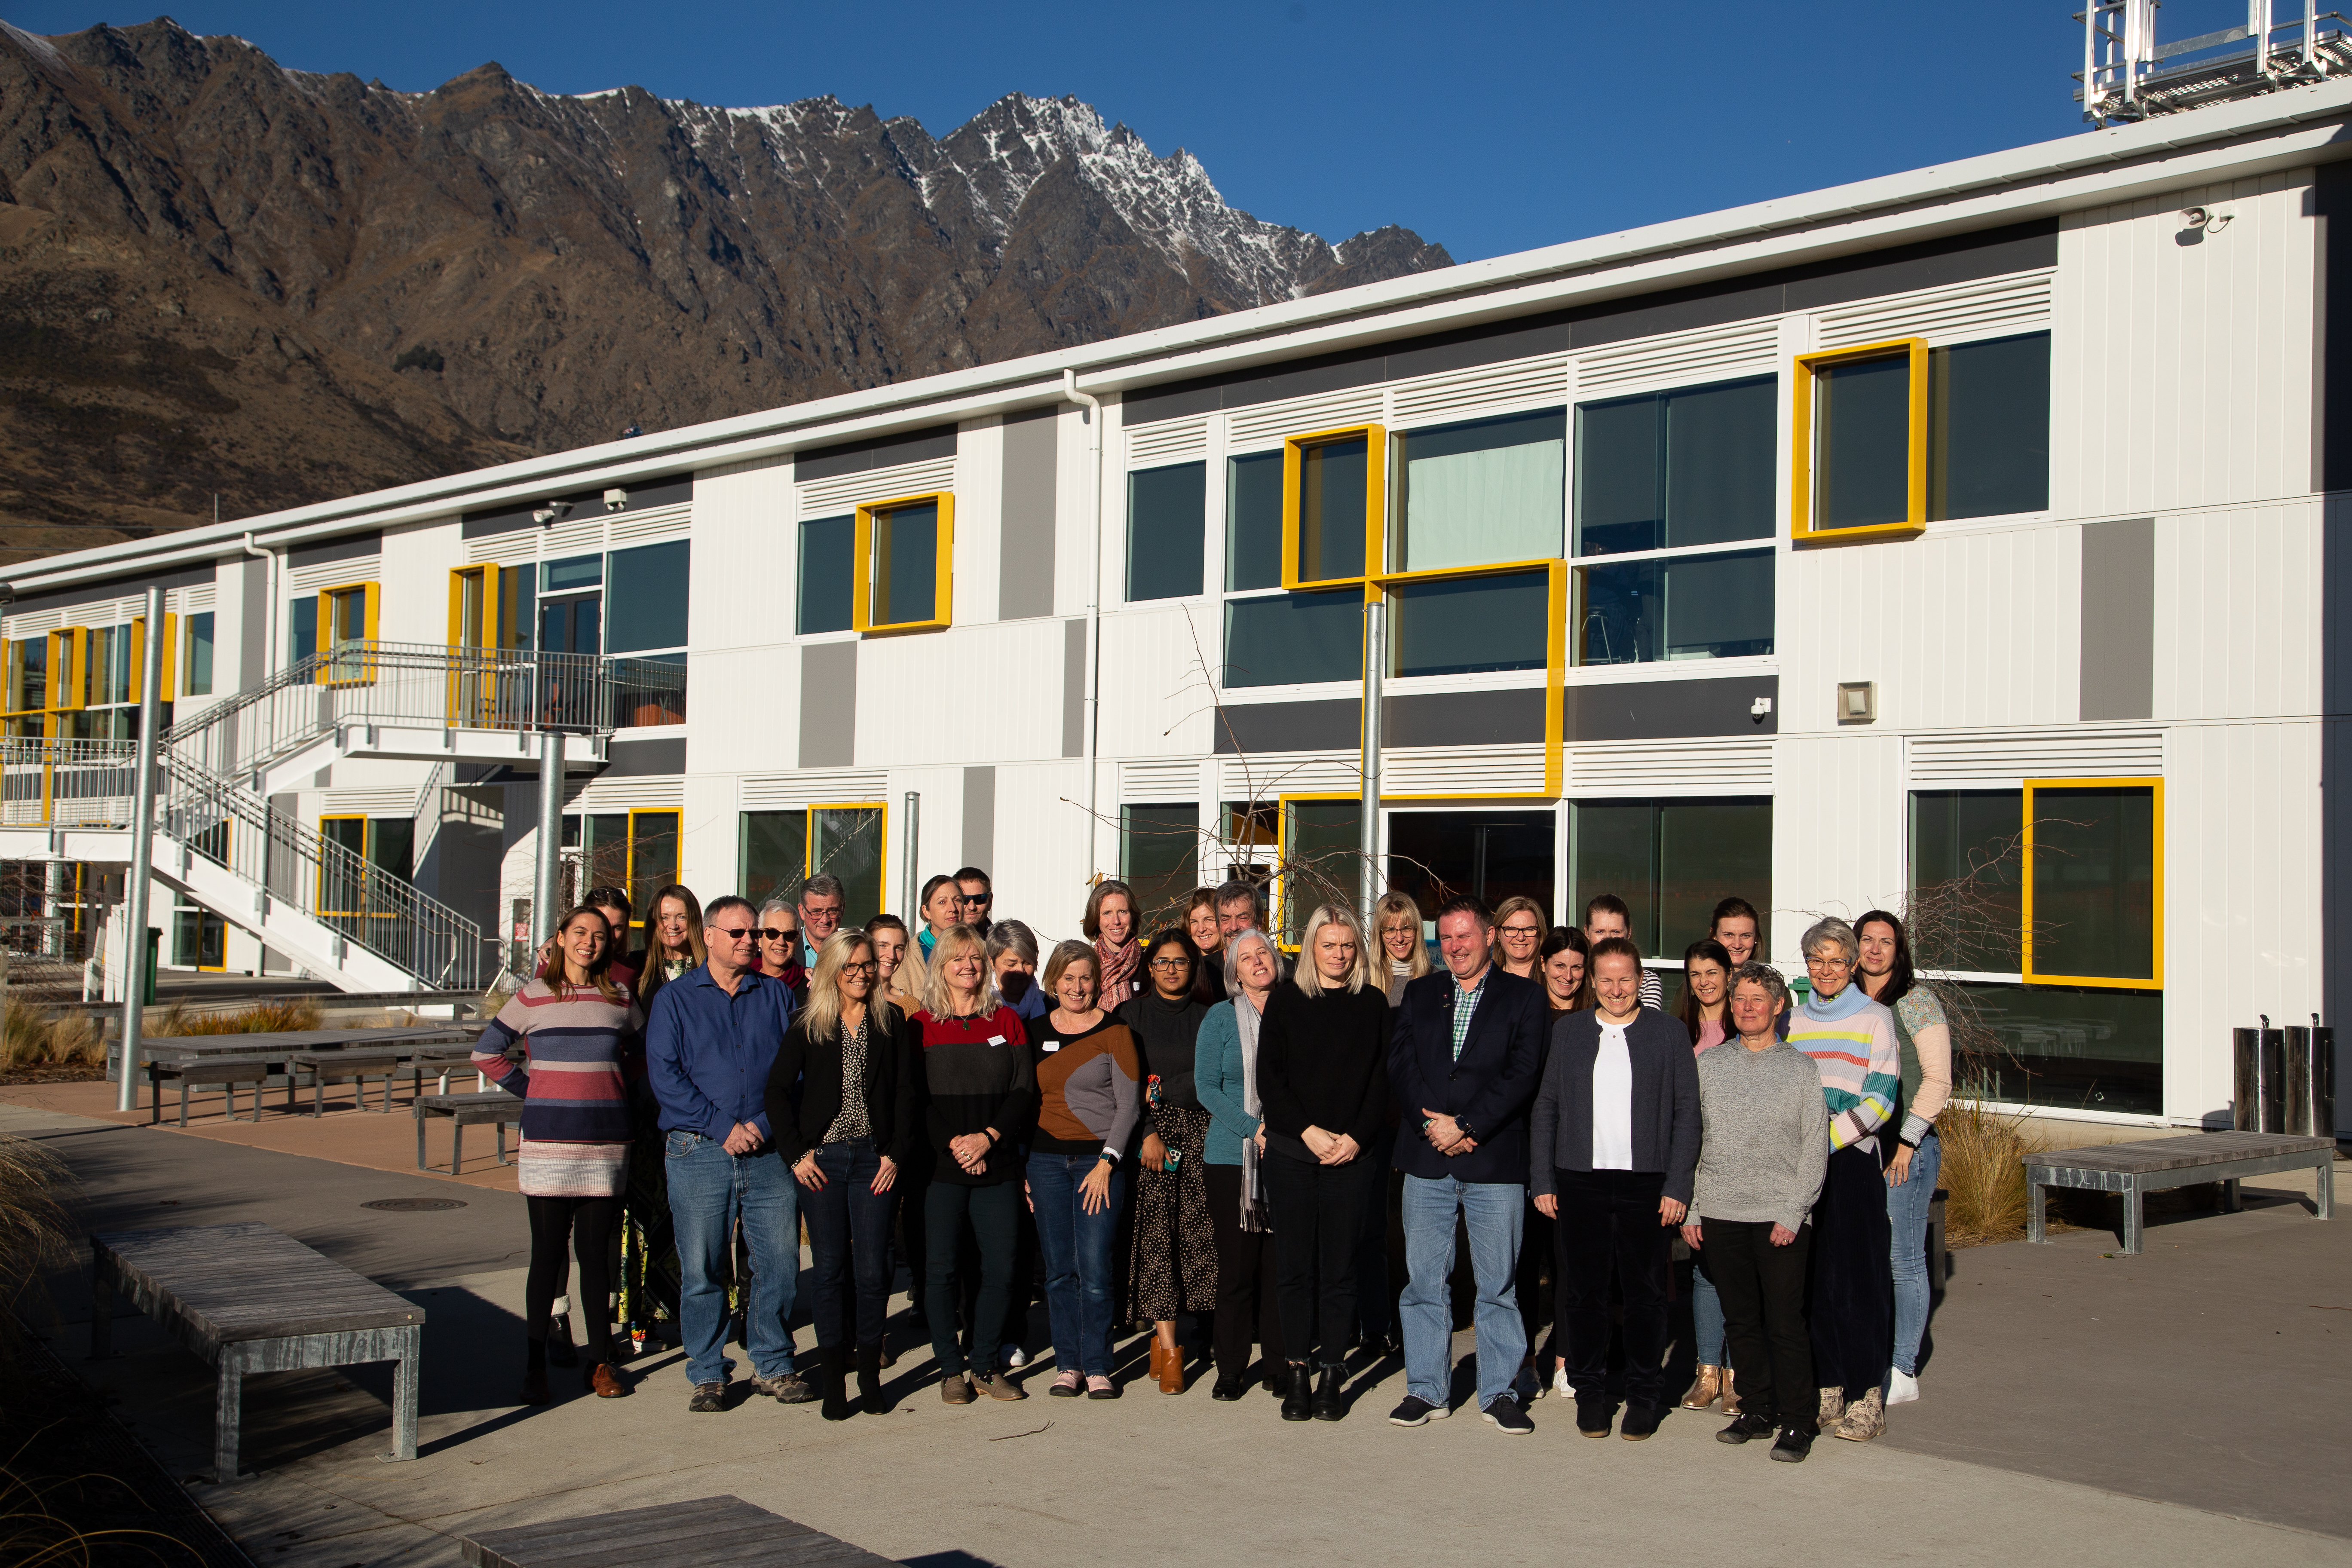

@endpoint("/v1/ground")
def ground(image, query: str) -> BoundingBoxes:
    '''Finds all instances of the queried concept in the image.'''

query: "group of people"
[473,865,1951,1457]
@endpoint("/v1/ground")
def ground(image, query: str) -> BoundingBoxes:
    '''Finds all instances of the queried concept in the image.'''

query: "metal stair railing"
[0,737,483,990]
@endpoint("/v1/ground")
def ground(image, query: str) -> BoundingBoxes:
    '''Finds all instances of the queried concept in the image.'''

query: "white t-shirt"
[1590,1019,1635,1170]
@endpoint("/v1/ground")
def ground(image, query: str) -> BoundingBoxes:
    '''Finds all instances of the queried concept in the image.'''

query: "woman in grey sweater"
[1682,962,1829,1462]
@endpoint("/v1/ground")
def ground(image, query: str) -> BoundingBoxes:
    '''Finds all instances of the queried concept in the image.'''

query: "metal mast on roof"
[2078,2,2352,125]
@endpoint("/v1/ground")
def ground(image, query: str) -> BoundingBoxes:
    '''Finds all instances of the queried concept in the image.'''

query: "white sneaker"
[1886,1368,1920,1406]
[1552,1365,1571,1400]
[1002,1343,1029,1370]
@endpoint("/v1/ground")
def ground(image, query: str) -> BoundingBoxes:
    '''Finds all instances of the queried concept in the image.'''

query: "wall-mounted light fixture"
[1836,680,1877,725]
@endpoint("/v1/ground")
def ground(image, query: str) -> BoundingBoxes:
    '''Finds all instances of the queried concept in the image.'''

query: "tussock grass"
[0,1005,101,1071]
[1939,1098,2043,1246]
[147,997,322,1037]
[0,1133,77,1345]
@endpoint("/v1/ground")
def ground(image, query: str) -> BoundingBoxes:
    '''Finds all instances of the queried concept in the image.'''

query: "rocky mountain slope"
[0,17,1450,563]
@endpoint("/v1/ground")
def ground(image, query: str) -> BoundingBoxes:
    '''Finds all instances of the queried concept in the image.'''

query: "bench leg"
[381,1326,421,1463]
[147,1062,159,1124]
[2121,1187,2144,1255]
[313,1077,323,1118]
[496,1121,508,1166]
[89,1256,113,1361]
[414,1114,426,1172]
[2318,1156,2334,1221]
[450,1122,462,1176]
[178,1081,190,1128]
[214,1353,245,1483]
[2222,1178,2242,1213]
[2027,1179,2046,1244]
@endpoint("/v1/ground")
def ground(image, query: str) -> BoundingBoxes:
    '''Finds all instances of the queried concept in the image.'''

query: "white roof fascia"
[9,80,2352,596]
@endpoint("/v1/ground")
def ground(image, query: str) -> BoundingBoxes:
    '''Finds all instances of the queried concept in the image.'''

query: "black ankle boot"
[1279,1363,1314,1421]
[820,1347,852,1421]
[856,1341,888,1415]
[1311,1363,1346,1421]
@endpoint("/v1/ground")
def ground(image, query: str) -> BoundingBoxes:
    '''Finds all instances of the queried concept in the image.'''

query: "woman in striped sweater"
[475,904,645,1404]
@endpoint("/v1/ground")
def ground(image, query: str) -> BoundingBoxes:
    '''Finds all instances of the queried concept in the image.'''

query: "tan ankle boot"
[1679,1366,1722,1409]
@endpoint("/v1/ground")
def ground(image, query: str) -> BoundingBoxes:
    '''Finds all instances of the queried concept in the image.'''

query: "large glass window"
[1223,590,1361,688]
[1384,809,1555,932]
[797,515,855,635]
[1947,982,2162,1116]
[1281,798,1363,944]
[2025,781,2158,984]
[1575,377,1774,555]
[289,597,317,666]
[1389,571,1549,677]
[182,612,214,698]
[1929,333,2051,521]
[318,814,414,927]
[606,541,688,652]
[741,810,809,910]
[1908,789,2024,972]
[1122,804,1200,926]
[1226,452,1284,591]
[860,498,945,630]
[1394,409,1563,571]
[625,808,682,929]
[1576,549,1772,665]
[1568,797,1772,960]
[1127,463,1206,602]
[1816,355,1913,530]
[810,805,885,923]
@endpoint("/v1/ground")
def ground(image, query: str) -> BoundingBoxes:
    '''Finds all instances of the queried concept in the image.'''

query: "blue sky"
[3,0,2270,261]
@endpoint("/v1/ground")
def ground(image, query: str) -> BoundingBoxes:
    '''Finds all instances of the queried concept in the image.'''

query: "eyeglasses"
[758,928,794,942]
[711,928,756,941]
[1498,923,1542,937]
[1147,956,1191,970]
[840,961,879,976]
[1806,955,1853,970]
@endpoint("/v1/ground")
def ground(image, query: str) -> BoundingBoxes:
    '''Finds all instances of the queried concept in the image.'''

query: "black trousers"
[1703,1215,1813,1428]
[1808,1144,1893,1399]
[1553,1167,1670,1409]
[1516,1195,1558,1364]
[923,1180,1020,1378]
[1261,1151,1375,1367]
[1206,1163,1284,1380]
[1354,1127,1398,1337]
[526,1194,617,1363]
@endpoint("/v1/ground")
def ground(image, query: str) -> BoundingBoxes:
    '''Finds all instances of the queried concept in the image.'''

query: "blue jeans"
[1887,1131,1942,1377]
[665,1130,799,1387]
[1027,1149,1127,1376]
[1400,1173,1525,1411]
[1692,1251,1726,1366]
[800,1138,897,1350]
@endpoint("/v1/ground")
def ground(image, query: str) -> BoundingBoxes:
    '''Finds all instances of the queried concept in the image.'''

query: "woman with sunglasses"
[755,898,808,1005]
[769,930,919,1419]
[1119,928,1217,1393]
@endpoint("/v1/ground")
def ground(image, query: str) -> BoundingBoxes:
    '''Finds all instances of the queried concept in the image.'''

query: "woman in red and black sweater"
[912,923,1036,1405]
[1254,903,1390,1423]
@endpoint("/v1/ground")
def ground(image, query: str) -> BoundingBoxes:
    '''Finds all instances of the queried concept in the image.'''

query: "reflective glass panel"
[1815,354,1911,529]
[1126,462,1207,601]
[1295,437,1366,582]
[607,541,689,651]
[1123,804,1200,927]
[870,502,939,626]
[2030,784,2156,981]
[1389,570,1549,677]
[1223,589,1360,687]
[184,612,214,697]
[1908,789,2023,972]
[1574,549,1772,665]
[1396,409,1563,571]
[1283,800,1362,945]
[1929,332,2050,521]
[797,515,855,634]
[1226,452,1284,591]
[1949,981,2162,1115]
[741,810,809,911]
[809,806,884,924]
[1576,377,1775,554]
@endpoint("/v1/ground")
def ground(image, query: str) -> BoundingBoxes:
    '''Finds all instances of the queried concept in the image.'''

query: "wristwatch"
[1098,1147,1120,1165]
[1453,1115,1478,1143]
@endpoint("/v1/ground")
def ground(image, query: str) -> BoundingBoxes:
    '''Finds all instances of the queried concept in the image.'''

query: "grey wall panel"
[962,766,996,871]
[288,531,383,570]
[604,737,688,777]
[1124,220,2058,426]
[1000,407,1059,620]
[1062,619,1088,758]
[1214,698,1359,754]
[795,424,958,483]
[2079,518,2155,722]
[237,554,268,686]
[1383,688,1547,747]
[799,641,858,767]
[464,475,693,537]
[1563,675,1779,743]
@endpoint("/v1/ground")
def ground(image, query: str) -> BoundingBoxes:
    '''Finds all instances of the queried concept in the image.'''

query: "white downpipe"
[241,532,276,677]
[1063,369,1105,881]
[117,584,165,1111]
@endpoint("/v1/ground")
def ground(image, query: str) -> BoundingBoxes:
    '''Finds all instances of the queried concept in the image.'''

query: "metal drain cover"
[362,1197,468,1212]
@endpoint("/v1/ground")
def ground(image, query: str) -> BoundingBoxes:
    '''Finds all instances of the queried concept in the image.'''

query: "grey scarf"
[1237,993,1271,1232]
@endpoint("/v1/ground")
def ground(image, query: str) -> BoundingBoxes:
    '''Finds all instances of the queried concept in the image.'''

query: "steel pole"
[117,585,165,1112]
[533,729,565,959]
[901,792,921,918]
[1360,597,1384,925]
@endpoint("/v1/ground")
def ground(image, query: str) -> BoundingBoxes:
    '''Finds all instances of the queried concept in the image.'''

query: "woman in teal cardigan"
[1193,927,1285,1400]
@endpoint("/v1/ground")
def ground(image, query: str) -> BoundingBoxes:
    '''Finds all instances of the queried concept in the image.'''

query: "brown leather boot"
[584,1362,627,1399]
[1679,1366,1722,1410]
[1158,1341,1186,1395]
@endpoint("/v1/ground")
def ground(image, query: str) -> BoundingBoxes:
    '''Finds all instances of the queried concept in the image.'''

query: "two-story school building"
[5,79,2349,1134]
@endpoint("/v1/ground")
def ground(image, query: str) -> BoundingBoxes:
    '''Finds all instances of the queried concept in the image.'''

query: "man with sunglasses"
[954,866,993,939]
[646,894,811,1413]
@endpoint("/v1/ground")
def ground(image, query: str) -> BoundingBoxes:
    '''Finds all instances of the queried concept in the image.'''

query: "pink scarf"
[1094,936,1141,1010]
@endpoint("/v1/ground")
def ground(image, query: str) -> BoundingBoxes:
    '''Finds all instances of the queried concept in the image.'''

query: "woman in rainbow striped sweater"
[1785,916,1902,1443]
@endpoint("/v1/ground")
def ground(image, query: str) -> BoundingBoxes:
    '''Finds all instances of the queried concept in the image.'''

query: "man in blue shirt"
[646,894,809,1411]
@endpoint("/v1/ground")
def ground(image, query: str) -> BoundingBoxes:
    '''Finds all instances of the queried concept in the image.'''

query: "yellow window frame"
[1373,558,1566,799]
[1790,337,1928,544]
[448,565,502,648]
[1280,424,1387,590]
[446,566,504,725]
[316,581,381,686]
[317,812,371,918]
[2020,776,2163,990]
[852,493,954,634]
[129,613,176,704]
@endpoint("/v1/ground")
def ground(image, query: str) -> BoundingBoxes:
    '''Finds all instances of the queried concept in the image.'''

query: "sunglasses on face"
[758,928,794,942]
[710,927,757,942]
[958,891,992,906]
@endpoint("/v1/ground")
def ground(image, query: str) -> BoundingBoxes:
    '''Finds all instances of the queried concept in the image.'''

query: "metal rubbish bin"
[2284,1023,2336,1139]
[2233,1025,2286,1133]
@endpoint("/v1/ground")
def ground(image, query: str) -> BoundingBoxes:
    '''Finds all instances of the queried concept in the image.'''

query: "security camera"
[533,501,573,527]
[603,488,628,512]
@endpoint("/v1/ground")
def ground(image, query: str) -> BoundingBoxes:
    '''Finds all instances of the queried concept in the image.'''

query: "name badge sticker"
[987,1035,1008,1047]
[1041,1040,1061,1053]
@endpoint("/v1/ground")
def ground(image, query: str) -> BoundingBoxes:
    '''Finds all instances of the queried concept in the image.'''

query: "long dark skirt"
[1806,1142,1893,1400]
[1128,1103,1218,1320]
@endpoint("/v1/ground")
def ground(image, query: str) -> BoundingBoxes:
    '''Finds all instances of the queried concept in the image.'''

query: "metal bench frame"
[2025,1131,2336,1253]
[414,1091,523,1173]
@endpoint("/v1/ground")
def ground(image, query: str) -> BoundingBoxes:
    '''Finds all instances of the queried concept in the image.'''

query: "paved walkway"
[7,1096,2347,1567]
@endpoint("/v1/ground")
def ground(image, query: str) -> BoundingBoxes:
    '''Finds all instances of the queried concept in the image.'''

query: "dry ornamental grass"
[145,998,322,1036]
[1937,1098,2042,1247]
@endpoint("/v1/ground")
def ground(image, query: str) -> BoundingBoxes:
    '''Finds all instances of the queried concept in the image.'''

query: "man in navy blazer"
[1384,895,1547,1433]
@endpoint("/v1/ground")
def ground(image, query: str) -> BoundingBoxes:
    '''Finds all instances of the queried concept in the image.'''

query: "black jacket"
[1530,1008,1702,1206]
[1387,967,1546,1185]
[764,1004,922,1169]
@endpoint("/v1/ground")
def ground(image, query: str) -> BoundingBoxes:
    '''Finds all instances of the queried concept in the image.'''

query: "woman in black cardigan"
[1254,903,1390,1423]
[1530,937,1700,1440]
[766,929,919,1420]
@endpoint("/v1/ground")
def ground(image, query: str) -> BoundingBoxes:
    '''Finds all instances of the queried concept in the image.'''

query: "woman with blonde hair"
[1253,903,1390,1422]
[634,885,706,1008]
[1082,879,1142,1009]
[1372,891,1432,1008]
[768,929,919,1419]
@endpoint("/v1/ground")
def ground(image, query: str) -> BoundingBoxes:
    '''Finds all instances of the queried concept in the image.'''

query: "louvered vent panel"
[738,770,890,810]
[796,456,957,518]
[567,775,686,811]
[1906,729,2162,786]
[1574,321,1782,395]
[1566,738,1775,794]
[1218,752,1362,798]
[1225,389,1385,451]
[1125,419,1210,469]
[288,557,383,591]
[465,531,541,566]
[318,788,414,815]
[178,585,217,611]
[1120,758,1204,802]
[538,516,605,559]
[1387,357,1568,426]
[6,609,62,637]
[1814,270,2054,349]
[607,504,694,546]
[1382,744,1548,795]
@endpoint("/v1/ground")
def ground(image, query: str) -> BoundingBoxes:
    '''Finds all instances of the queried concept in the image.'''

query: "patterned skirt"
[515,1137,629,1198]
[1129,1102,1218,1320]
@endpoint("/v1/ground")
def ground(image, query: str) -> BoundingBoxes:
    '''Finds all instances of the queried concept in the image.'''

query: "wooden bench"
[461,1495,897,1568]
[414,1090,524,1173]
[2024,1130,2337,1253]
[88,1222,423,1482]
[146,1054,296,1125]
[291,1050,406,1115]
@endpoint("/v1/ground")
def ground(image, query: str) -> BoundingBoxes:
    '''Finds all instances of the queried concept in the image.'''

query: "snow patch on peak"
[0,20,70,74]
